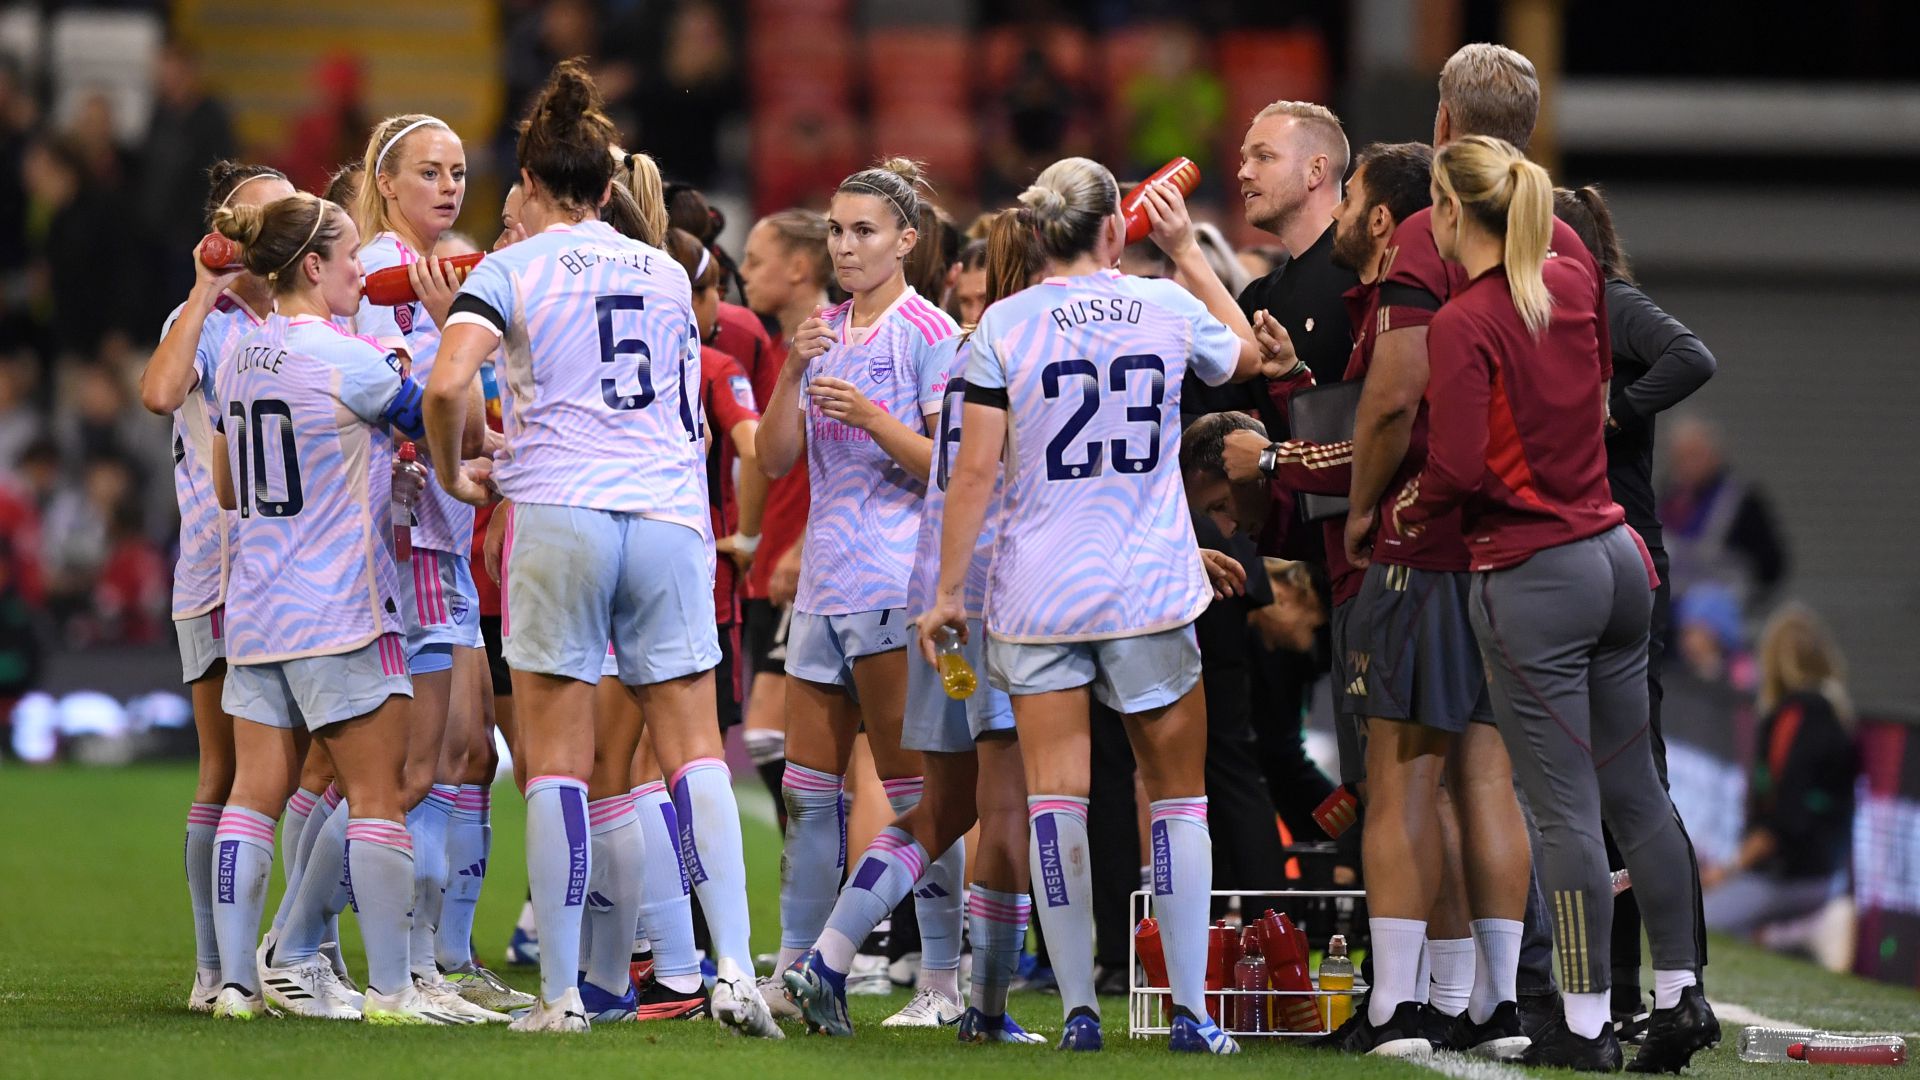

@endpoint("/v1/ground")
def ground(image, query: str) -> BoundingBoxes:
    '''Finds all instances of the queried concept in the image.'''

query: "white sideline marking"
[1708,1000,1802,1031]
[1406,999,1802,1080]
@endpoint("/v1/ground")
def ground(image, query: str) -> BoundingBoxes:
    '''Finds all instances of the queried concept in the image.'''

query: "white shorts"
[902,618,1016,753]
[985,622,1202,714]
[222,632,413,732]
[400,548,483,667]
[785,608,909,697]
[177,607,226,684]
[503,503,720,687]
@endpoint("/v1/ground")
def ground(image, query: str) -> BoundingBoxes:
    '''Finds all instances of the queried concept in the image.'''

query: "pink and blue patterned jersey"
[446,220,708,533]
[909,334,1002,619]
[967,269,1239,642]
[797,287,957,616]
[160,292,263,619]
[216,315,425,663]
[355,232,474,556]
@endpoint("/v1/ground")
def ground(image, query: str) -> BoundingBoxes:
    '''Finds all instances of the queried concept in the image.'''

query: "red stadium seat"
[1217,30,1331,120]
[864,29,970,107]
[979,24,1092,91]
[871,105,979,200]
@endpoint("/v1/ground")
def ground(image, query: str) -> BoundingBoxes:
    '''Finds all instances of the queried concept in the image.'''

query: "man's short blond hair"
[1438,43,1540,151]
[1253,100,1349,179]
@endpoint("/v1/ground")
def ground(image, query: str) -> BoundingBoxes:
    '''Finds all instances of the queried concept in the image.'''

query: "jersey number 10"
[228,398,304,518]
[1042,354,1165,481]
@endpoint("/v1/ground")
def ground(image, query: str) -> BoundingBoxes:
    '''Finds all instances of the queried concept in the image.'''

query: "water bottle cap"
[398,441,417,462]
[1329,934,1347,954]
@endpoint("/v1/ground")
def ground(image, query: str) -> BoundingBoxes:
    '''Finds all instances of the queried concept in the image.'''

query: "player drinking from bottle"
[341,111,507,1020]
[205,192,482,1024]
[139,160,294,1013]
[921,156,1283,1055]
[425,59,776,1038]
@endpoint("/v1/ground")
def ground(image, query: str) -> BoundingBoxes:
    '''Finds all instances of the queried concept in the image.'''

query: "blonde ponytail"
[1434,135,1556,336]
[617,149,669,248]
[1503,158,1553,336]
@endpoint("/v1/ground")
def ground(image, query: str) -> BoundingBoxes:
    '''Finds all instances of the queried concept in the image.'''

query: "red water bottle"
[1233,926,1270,1034]
[392,442,419,562]
[1205,919,1235,1025]
[1256,909,1324,1032]
[1120,157,1202,244]
[198,232,242,272]
[363,252,486,306]
[1135,918,1169,1023]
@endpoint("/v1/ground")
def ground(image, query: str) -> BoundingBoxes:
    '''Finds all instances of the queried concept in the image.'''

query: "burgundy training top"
[1396,250,1632,572]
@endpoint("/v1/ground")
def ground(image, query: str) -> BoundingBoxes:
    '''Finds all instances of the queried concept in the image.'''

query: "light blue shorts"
[785,608,909,697]
[902,618,1016,753]
[400,548,483,665]
[985,621,1203,714]
[222,632,413,732]
[503,503,721,687]
[177,607,226,684]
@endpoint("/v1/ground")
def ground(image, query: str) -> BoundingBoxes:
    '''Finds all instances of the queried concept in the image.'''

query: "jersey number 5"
[597,294,703,441]
[1041,354,1165,481]
[227,399,304,518]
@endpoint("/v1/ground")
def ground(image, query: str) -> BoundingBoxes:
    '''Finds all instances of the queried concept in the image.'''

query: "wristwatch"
[1258,443,1282,477]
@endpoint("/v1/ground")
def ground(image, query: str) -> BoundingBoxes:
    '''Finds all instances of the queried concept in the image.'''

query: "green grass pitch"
[2,765,1913,1078]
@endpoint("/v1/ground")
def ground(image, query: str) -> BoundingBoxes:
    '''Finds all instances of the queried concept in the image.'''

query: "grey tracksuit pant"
[1469,525,1703,994]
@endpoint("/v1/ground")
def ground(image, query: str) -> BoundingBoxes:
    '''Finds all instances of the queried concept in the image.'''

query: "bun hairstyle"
[664,227,719,290]
[1019,156,1119,262]
[982,208,1044,311]
[835,156,929,232]
[516,58,618,214]
[355,113,453,239]
[203,161,288,227]
[212,193,350,294]
[1432,135,1554,336]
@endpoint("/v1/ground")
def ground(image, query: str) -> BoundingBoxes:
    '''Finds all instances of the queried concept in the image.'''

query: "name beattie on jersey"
[559,245,657,276]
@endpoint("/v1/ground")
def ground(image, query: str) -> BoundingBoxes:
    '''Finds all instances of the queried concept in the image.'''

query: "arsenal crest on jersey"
[869,354,894,382]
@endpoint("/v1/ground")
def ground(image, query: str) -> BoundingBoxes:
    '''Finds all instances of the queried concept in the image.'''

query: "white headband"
[219,172,280,209]
[694,246,712,283]
[375,117,448,172]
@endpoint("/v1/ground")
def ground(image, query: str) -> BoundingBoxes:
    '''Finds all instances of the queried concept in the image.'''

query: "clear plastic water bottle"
[1741,1027,1909,1065]
[932,625,976,699]
[393,441,420,562]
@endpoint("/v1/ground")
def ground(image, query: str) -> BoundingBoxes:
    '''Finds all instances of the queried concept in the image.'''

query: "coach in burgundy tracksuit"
[1396,136,1717,1072]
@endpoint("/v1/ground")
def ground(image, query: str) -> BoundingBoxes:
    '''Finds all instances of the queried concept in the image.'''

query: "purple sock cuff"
[631,781,668,800]
[286,789,320,816]
[187,803,223,828]
[588,793,637,833]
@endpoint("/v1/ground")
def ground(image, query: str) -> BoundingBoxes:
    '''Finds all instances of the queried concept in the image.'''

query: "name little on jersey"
[1049,297,1145,333]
